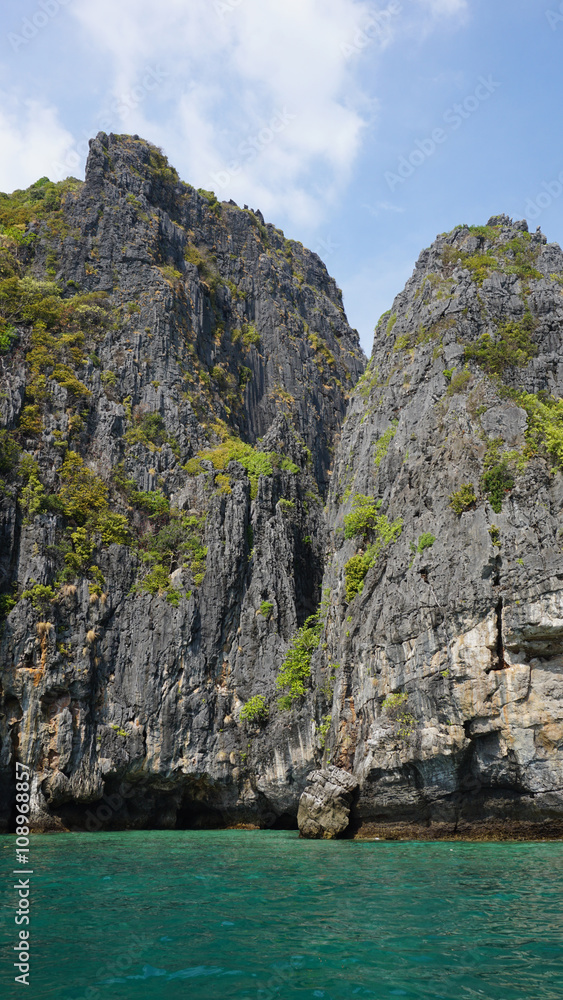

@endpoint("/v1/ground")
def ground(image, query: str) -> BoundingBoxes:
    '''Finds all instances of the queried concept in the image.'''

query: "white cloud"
[67,0,392,225]
[0,94,75,192]
[0,1,469,219]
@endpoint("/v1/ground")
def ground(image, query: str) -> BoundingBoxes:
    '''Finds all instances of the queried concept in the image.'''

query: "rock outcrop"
[2,147,563,839]
[297,766,358,838]
[315,215,563,838]
[0,133,363,832]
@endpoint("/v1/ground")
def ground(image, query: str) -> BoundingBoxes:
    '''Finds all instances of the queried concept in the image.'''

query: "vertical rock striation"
[0,133,363,831]
[316,216,563,838]
[2,151,563,839]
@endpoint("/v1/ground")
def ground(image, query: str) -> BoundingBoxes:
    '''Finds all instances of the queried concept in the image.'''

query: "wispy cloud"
[66,0,391,225]
[0,0,471,221]
[0,93,75,192]
[418,0,468,17]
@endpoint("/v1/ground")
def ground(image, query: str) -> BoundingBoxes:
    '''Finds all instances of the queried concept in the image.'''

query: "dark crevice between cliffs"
[484,593,506,673]
[494,597,506,671]
[489,551,505,671]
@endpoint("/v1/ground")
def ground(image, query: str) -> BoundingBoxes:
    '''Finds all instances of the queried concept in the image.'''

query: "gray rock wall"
[315,216,563,837]
[0,133,363,832]
[2,158,563,840]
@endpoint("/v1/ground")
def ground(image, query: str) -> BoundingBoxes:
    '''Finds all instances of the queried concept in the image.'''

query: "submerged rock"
[297,766,359,839]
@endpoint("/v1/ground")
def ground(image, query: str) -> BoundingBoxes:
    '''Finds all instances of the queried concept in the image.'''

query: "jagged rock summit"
[317,214,563,838]
[1,160,563,839]
[0,133,363,831]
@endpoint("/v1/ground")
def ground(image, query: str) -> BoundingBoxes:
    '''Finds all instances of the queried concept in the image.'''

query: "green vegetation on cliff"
[441,228,542,285]
[239,695,269,723]
[481,441,515,513]
[276,614,322,708]
[343,494,403,601]
[139,512,207,595]
[464,312,538,376]
[185,438,299,499]
[449,484,477,515]
[517,392,563,470]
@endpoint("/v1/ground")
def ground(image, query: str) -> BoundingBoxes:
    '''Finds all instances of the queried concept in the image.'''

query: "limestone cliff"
[318,215,563,838]
[2,142,563,839]
[0,133,363,831]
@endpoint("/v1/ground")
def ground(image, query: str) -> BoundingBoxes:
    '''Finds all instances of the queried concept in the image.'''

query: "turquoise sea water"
[1,831,563,1000]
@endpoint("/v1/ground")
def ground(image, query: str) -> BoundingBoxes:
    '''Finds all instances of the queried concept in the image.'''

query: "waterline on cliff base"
[1,830,562,999]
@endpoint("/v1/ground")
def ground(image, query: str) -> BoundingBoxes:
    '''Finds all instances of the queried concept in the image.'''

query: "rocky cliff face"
[2,147,563,838]
[318,215,563,837]
[0,133,363,832]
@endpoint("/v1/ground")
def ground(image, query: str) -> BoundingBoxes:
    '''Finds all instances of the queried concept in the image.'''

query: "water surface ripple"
[1,831,562,999]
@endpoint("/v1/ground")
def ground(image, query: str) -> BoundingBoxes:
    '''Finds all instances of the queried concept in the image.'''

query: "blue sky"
[1,0,562,353]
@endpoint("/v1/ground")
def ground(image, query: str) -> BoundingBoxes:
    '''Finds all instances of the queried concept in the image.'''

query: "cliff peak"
[323,215,563,838]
